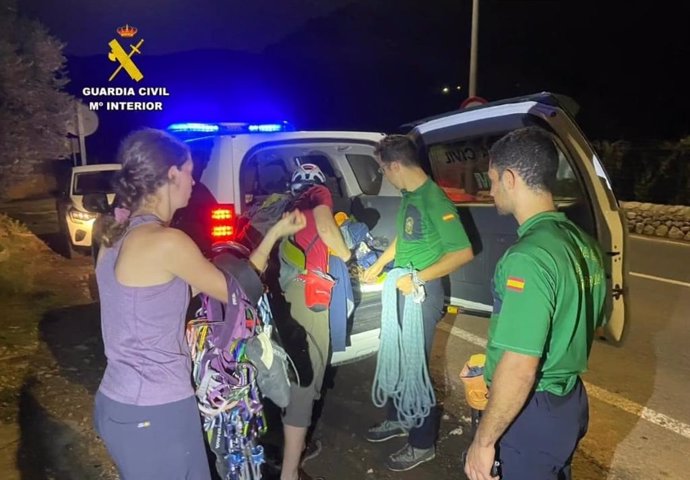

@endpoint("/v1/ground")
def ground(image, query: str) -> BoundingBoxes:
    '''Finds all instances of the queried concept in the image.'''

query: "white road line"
[583,383,690,439]
[629,272,690,288]
[437,322,690,440]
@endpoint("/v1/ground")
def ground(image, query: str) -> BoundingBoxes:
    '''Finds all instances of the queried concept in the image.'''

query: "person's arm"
[476,351,539,445]
[397,192,474,294]
[161,229,229,302]
[417,247,473,283]
[465,351,539,480]
[362,237,397,283]
[188,230,278,298]
[248,227,280,273]
[464,352,538,480]
[164,210,306,302]
[397,246,473,296]
[313,204,351,261]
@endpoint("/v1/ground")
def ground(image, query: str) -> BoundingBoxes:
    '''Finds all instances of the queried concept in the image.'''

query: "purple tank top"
[96,215,193,406]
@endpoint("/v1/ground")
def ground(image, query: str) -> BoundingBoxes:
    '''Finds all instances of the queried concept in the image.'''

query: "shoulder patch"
[506,276,525,292]
[442,213,455,221]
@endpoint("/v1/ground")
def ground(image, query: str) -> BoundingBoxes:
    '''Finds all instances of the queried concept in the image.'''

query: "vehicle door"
[410,94,627,343]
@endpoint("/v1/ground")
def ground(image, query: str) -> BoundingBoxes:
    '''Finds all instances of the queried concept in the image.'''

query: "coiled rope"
[371,267,436,429]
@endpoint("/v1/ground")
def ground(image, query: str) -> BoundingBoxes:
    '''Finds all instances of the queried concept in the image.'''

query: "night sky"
[18,0,690,162]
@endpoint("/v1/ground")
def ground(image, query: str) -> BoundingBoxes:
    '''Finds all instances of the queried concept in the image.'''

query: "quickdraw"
[187,292,276,480]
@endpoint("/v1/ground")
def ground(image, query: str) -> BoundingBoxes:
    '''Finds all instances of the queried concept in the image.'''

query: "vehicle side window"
[427,133,584,204]
[346,154,382,195]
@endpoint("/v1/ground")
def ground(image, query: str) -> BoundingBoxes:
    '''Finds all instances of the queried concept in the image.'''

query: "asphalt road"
[302,235,690,480]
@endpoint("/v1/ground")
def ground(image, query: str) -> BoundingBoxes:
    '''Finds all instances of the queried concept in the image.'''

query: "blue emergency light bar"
[247,122,289,133]
[166,121,294,135]
[167,122,220,133]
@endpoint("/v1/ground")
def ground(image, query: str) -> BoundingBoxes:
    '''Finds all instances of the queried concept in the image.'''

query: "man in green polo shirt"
[464,127,607,480]
[362,134,474,472]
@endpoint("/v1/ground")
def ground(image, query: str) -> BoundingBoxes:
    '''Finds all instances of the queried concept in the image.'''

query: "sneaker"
[386,443,436,472]
[301,439,323,466]
[365,420,408,443]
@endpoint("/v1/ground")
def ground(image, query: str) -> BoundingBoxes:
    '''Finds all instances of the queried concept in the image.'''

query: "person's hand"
[362,262,383,283]
[273,210,307,237]
[396,274,415,295]
[464,440,499,480]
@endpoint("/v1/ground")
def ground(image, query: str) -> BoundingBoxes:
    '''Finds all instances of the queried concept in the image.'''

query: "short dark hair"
[489,127,559,192]
[374,134,419,167]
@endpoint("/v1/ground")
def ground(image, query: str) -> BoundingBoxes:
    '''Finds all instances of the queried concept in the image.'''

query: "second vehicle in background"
[59,163,120,258]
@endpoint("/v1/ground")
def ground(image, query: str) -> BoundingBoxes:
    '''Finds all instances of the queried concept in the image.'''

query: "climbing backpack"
[186,246,293,480]
[278,234,335,312]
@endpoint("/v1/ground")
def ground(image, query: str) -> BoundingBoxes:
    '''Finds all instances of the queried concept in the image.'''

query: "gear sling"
[186,252,287,480]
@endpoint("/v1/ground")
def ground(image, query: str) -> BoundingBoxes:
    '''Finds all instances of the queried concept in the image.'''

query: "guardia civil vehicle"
[168,92,628,366]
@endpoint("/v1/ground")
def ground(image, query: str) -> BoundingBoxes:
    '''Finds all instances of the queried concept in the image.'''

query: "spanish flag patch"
[506,277,525,292]
[442,213,455,221]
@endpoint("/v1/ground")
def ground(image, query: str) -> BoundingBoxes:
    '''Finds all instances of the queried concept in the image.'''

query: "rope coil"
[371,267,436,429]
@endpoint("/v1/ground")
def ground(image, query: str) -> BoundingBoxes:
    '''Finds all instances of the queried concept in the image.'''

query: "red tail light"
[210,204,236,240]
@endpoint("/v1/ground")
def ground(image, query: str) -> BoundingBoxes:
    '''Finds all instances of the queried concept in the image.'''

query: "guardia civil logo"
[108,24,144,82]
[82,24,170,112]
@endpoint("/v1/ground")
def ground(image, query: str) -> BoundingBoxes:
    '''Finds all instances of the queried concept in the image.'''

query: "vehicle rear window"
[427,133,582,204]
[72,170,117,195]
[346,154,382,195]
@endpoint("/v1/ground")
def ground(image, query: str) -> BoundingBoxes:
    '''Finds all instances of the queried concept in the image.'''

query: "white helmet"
[290,163,326,195]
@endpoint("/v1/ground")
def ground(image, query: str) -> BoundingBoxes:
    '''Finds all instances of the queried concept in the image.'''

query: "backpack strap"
[302,233,320,255]
[213,253,263,305]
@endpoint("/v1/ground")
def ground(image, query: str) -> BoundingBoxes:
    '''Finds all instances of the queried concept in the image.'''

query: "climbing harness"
[371,267,436,429]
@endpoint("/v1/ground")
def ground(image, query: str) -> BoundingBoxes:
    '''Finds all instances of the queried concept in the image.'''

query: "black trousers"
[385,278,444,449]
[497,379,589,479]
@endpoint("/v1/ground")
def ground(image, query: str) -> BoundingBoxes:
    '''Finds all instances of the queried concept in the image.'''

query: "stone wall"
[620,201,690,242]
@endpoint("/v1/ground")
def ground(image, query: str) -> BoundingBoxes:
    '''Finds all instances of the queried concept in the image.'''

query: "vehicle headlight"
[69,207,96,222]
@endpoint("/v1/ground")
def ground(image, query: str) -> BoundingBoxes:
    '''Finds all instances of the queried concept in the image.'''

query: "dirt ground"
[0,214,118,480]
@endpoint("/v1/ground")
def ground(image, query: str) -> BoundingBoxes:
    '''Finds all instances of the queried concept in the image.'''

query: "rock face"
[621,201,690,243]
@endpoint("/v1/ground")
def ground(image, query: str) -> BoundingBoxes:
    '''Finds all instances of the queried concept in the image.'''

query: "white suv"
[60,164,120,258]
[170,92,629,365]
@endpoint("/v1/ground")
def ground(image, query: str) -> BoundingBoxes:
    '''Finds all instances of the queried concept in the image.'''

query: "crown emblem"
[116,24,138,38]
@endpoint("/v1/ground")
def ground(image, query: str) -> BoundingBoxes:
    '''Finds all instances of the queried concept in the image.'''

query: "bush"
[0,0,74,201]
[0,214,37,295]
[595,137,690,205]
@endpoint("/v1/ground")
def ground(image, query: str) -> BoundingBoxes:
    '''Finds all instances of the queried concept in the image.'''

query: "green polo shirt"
[484,211,607,396]
[394,178,471,270]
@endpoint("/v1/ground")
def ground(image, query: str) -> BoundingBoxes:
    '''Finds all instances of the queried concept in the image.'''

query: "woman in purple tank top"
[93,128,306,480]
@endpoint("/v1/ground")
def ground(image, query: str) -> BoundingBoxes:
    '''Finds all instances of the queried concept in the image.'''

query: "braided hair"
[100,128,190,247]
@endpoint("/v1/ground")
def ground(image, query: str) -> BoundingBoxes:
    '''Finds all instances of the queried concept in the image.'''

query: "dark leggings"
[94,391,211,480]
